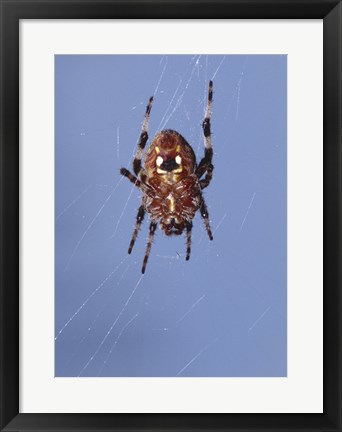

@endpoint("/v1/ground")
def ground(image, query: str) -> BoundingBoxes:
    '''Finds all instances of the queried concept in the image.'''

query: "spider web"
[55,54,284,378]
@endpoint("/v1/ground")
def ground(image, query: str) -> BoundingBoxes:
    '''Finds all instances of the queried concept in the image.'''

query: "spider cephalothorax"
[120,81,214,273]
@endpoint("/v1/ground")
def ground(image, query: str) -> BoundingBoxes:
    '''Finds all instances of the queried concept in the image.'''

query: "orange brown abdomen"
[143,174,201,236]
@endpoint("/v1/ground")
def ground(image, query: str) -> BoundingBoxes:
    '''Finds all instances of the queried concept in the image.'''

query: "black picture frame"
[0,1,341,431]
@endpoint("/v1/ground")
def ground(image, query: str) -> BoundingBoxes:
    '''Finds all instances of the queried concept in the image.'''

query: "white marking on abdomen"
[166,193,175,212]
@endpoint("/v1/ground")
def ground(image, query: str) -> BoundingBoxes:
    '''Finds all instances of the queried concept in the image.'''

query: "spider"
[120,80,214,274]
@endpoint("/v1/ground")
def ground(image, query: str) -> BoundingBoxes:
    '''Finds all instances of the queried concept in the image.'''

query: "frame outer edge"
[0,1,20,431]
[323,1,342,430]
[0,0,341,431]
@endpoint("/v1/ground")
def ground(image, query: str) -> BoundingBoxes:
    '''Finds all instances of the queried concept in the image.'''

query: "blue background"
[55,55,287,377]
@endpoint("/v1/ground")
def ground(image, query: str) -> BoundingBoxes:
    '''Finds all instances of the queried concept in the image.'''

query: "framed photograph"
[0,0,341,431]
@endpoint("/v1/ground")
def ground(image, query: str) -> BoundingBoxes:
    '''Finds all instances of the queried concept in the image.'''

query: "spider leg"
[128,205,145,254]
[185,221,193,261]
[203,80,213,154]
[200,197,213,241]
[196,81,214,186]
[141,221,158,274]
[120,167,141,188]
[199,163,213,190]
[196,81,213,178]
[133,96,154,176]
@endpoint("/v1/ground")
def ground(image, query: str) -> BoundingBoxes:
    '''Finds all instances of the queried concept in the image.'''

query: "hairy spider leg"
[185,221,193,261]
[200,197,213,241]
[203,80,213,153]
[128,205,145,254]
[133,96,154,176]
[196,80,214,189]
[120,96,153,188]
[199,164,213,190]
[142,222,158,274]
[120,168,141,187]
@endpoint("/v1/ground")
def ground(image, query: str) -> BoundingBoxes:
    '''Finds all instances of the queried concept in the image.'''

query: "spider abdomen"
[143,175,201,236]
